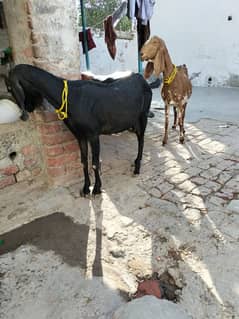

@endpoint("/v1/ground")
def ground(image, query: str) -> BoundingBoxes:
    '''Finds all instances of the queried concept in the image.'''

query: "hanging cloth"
[104,15,117,60]
[79,28,96,54]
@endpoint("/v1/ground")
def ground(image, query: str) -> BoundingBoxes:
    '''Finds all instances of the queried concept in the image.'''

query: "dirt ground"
[0,88,239,318]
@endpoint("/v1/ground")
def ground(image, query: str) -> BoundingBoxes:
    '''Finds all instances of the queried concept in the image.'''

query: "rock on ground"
[113,296,192,319]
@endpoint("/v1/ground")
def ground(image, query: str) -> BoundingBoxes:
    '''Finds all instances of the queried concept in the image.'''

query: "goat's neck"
[162,48,174,80]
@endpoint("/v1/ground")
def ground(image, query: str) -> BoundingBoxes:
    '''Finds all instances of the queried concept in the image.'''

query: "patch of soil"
[0,212,102,274]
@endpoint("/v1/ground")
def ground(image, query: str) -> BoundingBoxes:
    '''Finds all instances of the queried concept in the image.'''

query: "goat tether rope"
[164,65,177,85]
[56,80,68,120]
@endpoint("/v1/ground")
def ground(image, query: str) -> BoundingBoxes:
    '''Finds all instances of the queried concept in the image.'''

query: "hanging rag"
[104,15,117,60]
[79,28,96,54]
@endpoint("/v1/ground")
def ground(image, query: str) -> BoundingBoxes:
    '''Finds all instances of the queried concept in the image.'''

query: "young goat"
[141,36,192,145]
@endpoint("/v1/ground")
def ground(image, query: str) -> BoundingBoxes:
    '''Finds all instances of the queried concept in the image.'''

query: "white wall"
[80,31,138,75]
[80,1,239,87]
[150,0,239,87]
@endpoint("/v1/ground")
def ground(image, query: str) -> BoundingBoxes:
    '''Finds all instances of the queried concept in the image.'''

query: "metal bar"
[138,51,143,74]
[80,0,90,70]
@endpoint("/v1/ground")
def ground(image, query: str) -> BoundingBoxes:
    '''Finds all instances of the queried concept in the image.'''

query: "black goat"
[9,64,152,196]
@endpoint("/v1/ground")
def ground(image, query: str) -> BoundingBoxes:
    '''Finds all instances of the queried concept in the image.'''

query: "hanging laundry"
[79,28,96,54]
[137,0,155,25]
[127,0,155,51]
[104,15,117,60]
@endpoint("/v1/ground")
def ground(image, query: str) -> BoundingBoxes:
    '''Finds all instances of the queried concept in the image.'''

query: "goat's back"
[68,73,152,134]
[162,65,192,105]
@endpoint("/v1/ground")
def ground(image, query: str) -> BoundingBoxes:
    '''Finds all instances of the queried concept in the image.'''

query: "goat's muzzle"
[20,110,29,121]
[140,52,149,61]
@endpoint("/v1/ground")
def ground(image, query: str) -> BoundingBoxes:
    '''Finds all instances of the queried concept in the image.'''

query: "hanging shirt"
[137,0,155,25]
[128,0,155,24]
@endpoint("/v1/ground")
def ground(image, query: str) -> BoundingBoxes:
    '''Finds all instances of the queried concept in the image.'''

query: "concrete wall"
[29,0,81,78]
[3,0,33,64]
[150,0,239,87]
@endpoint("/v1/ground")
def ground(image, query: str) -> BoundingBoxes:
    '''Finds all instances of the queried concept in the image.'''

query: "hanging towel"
[79,28,96,54]
[104,15,117,60]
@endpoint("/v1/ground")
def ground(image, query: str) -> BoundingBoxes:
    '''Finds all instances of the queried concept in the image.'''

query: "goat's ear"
[144,62,154,79]
[154,48,165,77]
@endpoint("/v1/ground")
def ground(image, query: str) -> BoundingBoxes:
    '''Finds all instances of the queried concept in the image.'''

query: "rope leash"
[56,80,68,120]
[164,65,178,85]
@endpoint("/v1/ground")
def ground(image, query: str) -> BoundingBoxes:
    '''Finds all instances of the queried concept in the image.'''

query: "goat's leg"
[134,114,147,174]
[178,106,185,144]
[78,137,91,196]
[89,135,102,195]
[172,106,177,129]
[182,103,187,135]
[162,104,170,146]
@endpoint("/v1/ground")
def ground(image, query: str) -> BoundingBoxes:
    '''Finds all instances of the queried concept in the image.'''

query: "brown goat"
[141,36,192,145]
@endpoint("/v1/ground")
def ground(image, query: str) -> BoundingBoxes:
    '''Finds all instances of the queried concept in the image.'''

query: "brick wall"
[1,0,82,190]
[33,111,82,186]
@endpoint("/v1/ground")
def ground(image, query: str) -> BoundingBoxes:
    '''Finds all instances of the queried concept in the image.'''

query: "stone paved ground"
[0,90,239,318]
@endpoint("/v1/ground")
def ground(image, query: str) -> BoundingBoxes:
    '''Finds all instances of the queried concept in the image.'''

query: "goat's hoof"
[133,170,140,175]
[172,125,177,130]
[80,187,91,197]
[162,141,167,146]
[179,138,185,144]
[92,186,102,196]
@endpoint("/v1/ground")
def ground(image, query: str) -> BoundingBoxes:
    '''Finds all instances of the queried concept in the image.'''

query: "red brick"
[63,141,79,153]
[38,122,62,135]
[32,167,42,177]
[24,158,37,169]
[45,145,64,157]
[42,130,75,146]
[0,165,19,176]
[63,131,76,142]
[47,152,79,167]
[0,176,16,189]
[41,133,66,146]
[66,162,82,172]
[47,166,66,177]
[42,111,58,122]
[22,145,36,156]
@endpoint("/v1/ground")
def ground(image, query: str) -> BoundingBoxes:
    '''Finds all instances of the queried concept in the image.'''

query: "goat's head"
[141,36,166,78]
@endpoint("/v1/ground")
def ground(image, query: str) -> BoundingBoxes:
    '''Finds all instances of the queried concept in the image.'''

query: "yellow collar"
[56,80,68,120]
[164,65,177,85]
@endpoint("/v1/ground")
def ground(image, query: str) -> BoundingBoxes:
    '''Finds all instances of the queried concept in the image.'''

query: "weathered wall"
[0,118,45,189]
[28,0,81,78]
[80,31,138,74]
[1,0,82,189]
[3,0,33,64]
